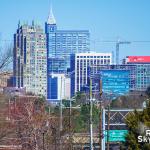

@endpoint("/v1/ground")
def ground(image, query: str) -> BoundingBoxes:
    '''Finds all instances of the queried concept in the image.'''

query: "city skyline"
[0,1,150,149]
[0,0,150,61]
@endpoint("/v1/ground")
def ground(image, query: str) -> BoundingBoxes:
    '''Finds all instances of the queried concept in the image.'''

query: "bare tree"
[0,94,73,150]
[0,44,13,71]
[9,96,62,150]
[0,94,16,146]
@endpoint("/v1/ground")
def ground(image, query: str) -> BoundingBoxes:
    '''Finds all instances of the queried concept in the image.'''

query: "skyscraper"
[45,8,90,69]
[13,22,47,96]
[45,8,90,100]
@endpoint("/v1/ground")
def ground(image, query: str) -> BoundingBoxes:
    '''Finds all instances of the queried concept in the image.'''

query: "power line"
[0,39,150,43]
[91,39,150,43]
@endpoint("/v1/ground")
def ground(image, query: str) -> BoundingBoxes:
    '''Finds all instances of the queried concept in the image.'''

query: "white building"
[70,52,112,96]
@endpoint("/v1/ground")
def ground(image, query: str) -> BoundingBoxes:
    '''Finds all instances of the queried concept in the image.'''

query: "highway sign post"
[105,130,128,142]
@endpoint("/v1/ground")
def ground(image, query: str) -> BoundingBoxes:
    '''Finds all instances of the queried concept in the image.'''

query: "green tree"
[74,104,99,132]
[74,92,87,105]
[123,101,150,149]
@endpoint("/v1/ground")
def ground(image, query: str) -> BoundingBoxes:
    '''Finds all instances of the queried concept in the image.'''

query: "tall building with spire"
[13,22,47,96]
[45,8,90,100]
[45,8,90,66]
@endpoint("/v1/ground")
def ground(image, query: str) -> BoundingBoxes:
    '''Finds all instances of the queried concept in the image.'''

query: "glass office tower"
[45,9,90,68]
[45,8,90,100]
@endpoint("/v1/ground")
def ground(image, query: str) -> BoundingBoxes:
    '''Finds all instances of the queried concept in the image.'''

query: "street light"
[83,80,94,150]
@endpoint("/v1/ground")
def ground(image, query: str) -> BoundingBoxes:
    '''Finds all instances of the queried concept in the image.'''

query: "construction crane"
[116,41,131,65]
[91,39,131,64]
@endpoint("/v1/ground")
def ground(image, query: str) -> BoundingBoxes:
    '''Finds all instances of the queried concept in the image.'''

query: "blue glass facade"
[47,76,58,99]
[45,18,90,99]
[100,70,130,99]
[47,57,67,74]
[45,23,90,68]
[90,65,137,91]
[70,54,75,97]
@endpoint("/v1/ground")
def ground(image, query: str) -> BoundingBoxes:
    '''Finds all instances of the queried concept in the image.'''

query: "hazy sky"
[0,0,150,61]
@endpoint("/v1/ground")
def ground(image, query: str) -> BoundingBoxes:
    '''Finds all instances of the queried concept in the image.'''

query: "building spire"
[47,6,56,25]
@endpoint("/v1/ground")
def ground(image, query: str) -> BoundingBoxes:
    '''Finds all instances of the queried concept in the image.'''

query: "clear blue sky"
[0,0,150,61]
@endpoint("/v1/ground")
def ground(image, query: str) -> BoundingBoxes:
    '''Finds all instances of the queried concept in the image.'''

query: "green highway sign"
[105,130,128,142]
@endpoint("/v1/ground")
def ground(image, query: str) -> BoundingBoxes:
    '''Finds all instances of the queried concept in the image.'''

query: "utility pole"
[42,132,45,150]
[90,78,93,150]
[99,101,102,150]
[60,76,63,150]
[69,99,72,150]
[60,76,63,131]
[107,105,110,150]
[99,78,103,150]
[49,105,50,115]
[8,98,10,120]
